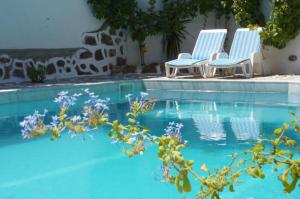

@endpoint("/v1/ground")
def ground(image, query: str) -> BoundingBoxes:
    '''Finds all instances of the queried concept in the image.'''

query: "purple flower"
[164,122,184,143]
[54,91,80,108]
[127,137,137,144]
[83,89,110,115]
[139,92,149,104]
[125,94,133,105]
[161,165,171,181]
[126,92,149,106]
[20,110,47,139]
[47,115,59,129]
[111,139,119,145]
[140,92,149,98]
[71,115,82,123]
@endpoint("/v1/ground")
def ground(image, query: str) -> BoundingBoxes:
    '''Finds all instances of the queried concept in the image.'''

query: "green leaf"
[279,169,299,193]
[274,138,280,146]
[125,150,134,157]
[278,170,289,185]
[128,118,136,124]
[283,123,290,130]
[187,160,194,166]
[252,143,264,153]
[256,166,265,179]
[286,139,296,147]
[229,183,235,192]
[183,173,192,192]
[274,128,282,135]
[200,164,209,172]
[237,159,246,166]
[276,149,293,157]
[175,175,183,193]
[289,111,295,116]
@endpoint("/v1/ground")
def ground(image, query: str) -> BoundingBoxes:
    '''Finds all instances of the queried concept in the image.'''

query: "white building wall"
[0,0,299,74]
[0,0,100,49]
[264,35,300,75]
[136,12,239,66]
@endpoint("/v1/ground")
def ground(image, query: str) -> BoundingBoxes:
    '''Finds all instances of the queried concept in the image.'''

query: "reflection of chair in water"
[193,114,226,141]
[165,99,218,117]
[165,100,226,141]
[165,100,183,119]
[197,101,217,113]
[230,117,260,141]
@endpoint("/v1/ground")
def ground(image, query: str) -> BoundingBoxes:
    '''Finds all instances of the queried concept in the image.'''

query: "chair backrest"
[229,28,262,60]
[192,29,227,60]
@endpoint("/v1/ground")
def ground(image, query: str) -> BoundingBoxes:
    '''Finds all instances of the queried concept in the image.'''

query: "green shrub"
[87,0,300,55]
[260,0,300,49]
[27,65,46,83]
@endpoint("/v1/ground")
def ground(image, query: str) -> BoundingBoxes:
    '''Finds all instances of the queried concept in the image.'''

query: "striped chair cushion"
[229,28,262,60]
[192,30,227,60]
[209,58,249,68]
[166,58,205,67]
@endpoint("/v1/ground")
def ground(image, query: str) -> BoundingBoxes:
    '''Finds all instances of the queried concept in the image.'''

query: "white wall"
[133,12,238,66]
[126,35,164,66]
[0,0,299,74]
[181,13,238,54]
[0,0,100,49]
[263,35,300,75]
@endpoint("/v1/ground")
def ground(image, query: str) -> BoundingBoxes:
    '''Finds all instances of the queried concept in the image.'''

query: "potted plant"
[27,64,46,83]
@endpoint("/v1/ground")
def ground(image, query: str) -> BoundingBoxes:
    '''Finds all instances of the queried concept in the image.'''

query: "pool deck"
[149,75,300,82]
[1,74,300,93]
[143,75,300,94]
[1,74,300,104]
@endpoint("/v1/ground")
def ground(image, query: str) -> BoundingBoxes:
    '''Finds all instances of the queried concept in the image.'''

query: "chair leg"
[232,67,237,76]
[205,66,216,78]
[199,65,206,78]
[212,67,216,77]
[241,63,247,78]
[241,63,253,78]
[248,63,253,78]
[194,67,200,75]
[226,68,236,76]
[172,68,178,78]
[188,67,195,75]
[165,65,171,77]
[204,66,210,77]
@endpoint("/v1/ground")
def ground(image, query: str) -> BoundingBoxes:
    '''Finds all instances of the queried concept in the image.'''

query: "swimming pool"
[1,83,300,199]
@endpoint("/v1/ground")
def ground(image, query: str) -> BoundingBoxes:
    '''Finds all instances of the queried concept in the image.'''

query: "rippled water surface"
[1,89,300,199]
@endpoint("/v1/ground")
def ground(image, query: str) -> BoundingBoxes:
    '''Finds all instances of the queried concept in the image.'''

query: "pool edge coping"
[1,78,300,94]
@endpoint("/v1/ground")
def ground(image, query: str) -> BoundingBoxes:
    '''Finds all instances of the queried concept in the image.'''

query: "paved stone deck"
[1,74,300,91]
[148,75,300,82]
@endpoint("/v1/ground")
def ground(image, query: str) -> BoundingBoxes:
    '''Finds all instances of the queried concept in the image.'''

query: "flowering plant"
[20,89,300,198]
[20,110,48,139]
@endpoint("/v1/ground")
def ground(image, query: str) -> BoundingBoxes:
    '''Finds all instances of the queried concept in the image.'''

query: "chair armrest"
[209,53,218,61]
[250,52,262,65]
[216,52,229,59]
[178,53,192,59]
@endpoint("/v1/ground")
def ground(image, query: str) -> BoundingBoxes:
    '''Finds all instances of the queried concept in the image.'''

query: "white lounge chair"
[165,29,227,78]
[207,28,263,78]
[193,114,226,141]
[192,101,226,141]
[230,117,260,141]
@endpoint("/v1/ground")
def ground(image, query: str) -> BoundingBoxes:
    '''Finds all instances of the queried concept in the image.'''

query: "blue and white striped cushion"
[192,30,227,60]
[209,58,249,68]
[166,58,205,67]
[229,28,262,60]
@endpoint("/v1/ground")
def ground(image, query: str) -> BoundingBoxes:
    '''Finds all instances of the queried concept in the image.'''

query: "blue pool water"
[0,89,300,199]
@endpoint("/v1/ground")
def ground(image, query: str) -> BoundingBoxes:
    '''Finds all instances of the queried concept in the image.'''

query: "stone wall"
[0,23,126,83]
